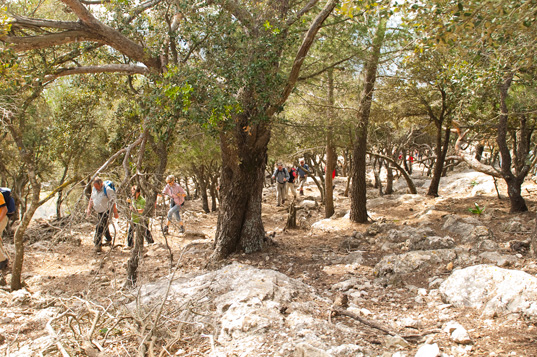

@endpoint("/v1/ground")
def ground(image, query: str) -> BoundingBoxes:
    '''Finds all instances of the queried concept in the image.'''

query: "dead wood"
[330,307,396,336]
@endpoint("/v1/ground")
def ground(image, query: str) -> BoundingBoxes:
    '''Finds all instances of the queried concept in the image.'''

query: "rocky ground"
[1,166,537,356]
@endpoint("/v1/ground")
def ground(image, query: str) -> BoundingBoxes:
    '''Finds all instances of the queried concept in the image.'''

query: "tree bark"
[498,72,528,212]
[210,120,270,260]
[350,17,387,223]
[325,69,336,218]
[193,164,210,213]
[56,164,69,219]
[475,142,484,162]
[427,119,451,197]
[385,160,394,194]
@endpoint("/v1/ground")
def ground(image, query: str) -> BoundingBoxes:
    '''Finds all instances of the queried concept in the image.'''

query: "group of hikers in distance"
[272,159,309,207]
[86,175,186,253]
[84,159,310,254]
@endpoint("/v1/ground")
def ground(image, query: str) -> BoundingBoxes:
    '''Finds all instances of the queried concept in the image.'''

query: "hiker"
[297,159,309,195]
[86,177,118,252]
[0,189,12,269]
[286,165,298,201]
[126,185,154,248]
[162,175,187,234]
[272,163,289,207]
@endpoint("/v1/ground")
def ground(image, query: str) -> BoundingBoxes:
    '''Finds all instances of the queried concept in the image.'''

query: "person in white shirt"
[86,177,118,252]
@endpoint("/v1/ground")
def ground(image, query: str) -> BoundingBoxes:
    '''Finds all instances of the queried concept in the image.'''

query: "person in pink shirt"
[162,175,187,234]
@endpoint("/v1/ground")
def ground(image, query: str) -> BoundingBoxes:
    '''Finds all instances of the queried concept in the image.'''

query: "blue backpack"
[0,187,16,215]
[103,180,116,198]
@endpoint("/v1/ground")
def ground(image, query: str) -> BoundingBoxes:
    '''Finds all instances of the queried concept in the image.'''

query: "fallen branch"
[46,312,73,357]
[330,308,396,336]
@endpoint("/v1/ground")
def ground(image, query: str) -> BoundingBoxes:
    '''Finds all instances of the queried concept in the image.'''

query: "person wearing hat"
[272,163,289,207]
[297,159,309,195]
[161,175,187,233]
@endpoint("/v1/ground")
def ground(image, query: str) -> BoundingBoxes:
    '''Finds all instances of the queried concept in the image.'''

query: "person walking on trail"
[126,185,154,248]
[286,165,298,201]
[0,192,9,269]
[297,159,309,196]
[162,175,187,234]
[272,163,289,207]
[86,177,119,253]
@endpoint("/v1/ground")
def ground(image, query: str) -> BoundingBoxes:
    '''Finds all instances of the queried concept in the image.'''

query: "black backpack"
[0,188,16,216]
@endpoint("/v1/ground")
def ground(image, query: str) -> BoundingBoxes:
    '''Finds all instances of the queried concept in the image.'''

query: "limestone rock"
[407,235,455,251]
[502,218,526,233]
[444,321,472,344]
[301,200,318,208]
[294,342,331,357]
[384,334,410,348]
[375,249,457,277]
[439,265,537,318]
[327,344,364,356]
[134,262,364,356]
[10,288,31,306]
[442,215,481,237]
[478,252,517,267]
[384,226,436,244]
[415,343,440,357]
[464,226,494,245]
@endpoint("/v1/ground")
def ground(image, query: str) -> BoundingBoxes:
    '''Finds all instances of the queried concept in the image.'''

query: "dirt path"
[1,171,537,355]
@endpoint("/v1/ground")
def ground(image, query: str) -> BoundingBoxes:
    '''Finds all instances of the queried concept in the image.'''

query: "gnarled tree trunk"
[427,119,451,197]
[210,120,270,260]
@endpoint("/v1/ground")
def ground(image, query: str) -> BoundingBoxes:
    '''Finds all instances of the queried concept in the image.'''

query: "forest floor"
[1,167,537,356]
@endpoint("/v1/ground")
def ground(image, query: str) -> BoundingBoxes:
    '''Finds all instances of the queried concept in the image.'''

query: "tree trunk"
[56,164,69,219]
[210,120,270,261]
[183,176,191,198]
[285,200,297,229]
[367,151,417,194]
[506,177,527,213]
[350,17,387,223]
[209,173,219,212]
[125,220,145,287]
[385,161,394,194]
[306,154,325,202]
[193,164,210,214]
[325,69,335,218]
[126,130,164,286]
[475,142,484,162]
[402,149,410,174]
[497,72,528,213]
[374,160,384,196]
[11,179,40,290]
[427,120,451,197]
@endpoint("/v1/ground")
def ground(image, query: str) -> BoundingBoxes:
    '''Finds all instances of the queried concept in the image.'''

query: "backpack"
[0,187,16,216]
[102,180,116,198]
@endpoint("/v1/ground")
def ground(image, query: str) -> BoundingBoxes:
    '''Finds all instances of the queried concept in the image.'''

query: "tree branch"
[125,0,165,23]
[206,0,255,31]
[1,30,103,52]
[80,0,111,4]
[270,0,337,116]
[60,0,162,70]
[44,64,149,81]
[11,15,83,30]
[366,151,417,194]
[285,0,320,27]
[454,127,502,178]
[38,177,80,206]
[298,54,355,81]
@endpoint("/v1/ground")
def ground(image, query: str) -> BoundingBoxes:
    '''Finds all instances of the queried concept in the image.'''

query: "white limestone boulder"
[439,265,537,318]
